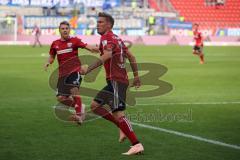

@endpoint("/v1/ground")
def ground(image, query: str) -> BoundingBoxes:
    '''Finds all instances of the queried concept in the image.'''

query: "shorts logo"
[73,80,79,85]
[67,43,72,48]
[119,103,124,107]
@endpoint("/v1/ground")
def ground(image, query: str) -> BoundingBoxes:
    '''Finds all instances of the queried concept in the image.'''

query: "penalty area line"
[132,122,240,150]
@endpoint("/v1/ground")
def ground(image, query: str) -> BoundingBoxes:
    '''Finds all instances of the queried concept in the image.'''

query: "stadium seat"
[169,0,240,30]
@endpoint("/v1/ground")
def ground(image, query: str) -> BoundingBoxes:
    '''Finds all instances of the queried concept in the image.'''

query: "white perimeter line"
[136,101,240,106]
[52,106,240,150]
[132,122,240,150]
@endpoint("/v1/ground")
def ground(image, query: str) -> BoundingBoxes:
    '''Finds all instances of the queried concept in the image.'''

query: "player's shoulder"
[70,36,84,42]
[101,31,115,41]
[51,38,61,46]
[70,36,80,40]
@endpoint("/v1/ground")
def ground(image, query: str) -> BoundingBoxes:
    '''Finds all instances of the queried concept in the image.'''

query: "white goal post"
[0,17,17,43]
[0,16,29,45]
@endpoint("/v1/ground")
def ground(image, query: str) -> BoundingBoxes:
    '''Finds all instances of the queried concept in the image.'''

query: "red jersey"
[33,26,41,35]
[193,31,203,46]
[99,31,128,84]
[49,37,87,77]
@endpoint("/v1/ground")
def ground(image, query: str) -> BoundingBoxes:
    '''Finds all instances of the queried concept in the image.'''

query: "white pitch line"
[136,101,240,106]
[132,122,240,150]
[52,106,240,150]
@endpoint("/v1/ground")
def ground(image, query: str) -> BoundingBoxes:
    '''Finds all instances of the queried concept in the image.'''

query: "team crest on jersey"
[102,40,107,47]
[67,43,72,48]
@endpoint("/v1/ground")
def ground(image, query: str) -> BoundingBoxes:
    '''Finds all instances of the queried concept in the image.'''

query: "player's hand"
[44,63,50,71]
[80,64,88,75]
[131,76,141,89]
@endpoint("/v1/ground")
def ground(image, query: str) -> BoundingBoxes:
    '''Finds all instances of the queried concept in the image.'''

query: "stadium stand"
[0,5,43,16]
[148,0,176,13]
[0,0,239,45]
[169,0,240,29]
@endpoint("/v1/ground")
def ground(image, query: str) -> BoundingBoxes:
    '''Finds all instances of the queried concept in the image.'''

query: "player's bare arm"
[82,49,112,75]
[125,50,141,88]
[44,54,55,71]
[85,44,100,53]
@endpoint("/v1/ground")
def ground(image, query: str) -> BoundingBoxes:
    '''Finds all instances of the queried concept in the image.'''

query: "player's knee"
[113,111,125,119]
[90,101,100,112]
[70,87,79,96]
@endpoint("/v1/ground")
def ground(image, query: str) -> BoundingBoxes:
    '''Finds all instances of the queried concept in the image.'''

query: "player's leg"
[36,35,42,47]
[113,111,144,155]
[66,72,85,123]
[33,35,37,47]
[90,100,119,126]
[56,76,74,107]
[57,72,83,124]
[91,81,120,126]
[192,45,198,55]
[110,81,144,155]
[70,87,85,117]
[113,111,139,144]
[199,46,204,64]
[56,95,74,107]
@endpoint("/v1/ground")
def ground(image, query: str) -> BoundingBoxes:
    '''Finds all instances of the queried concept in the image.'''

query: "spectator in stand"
[120,27,127,35]
[102,0,112,11]
[216,0,225,6]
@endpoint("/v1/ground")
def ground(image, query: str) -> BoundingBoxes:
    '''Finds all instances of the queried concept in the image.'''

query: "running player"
[193,23,205,64]
[82,12,144,155]
[32,24,42,47]
[44,21,99,124]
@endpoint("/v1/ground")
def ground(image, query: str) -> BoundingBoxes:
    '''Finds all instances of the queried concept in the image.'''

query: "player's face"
[59,24,70,39]
[97,17,110,35]
[193,25,198,32]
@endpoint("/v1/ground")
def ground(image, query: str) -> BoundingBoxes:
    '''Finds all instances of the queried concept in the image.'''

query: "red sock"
[73,96,82,115]
[92,107,119,126]
[118,116,139,145]
[59,98,75,107]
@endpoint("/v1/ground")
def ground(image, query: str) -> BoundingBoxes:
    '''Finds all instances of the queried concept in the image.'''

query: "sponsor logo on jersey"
[57,48,73,55]
[67,43,72,48]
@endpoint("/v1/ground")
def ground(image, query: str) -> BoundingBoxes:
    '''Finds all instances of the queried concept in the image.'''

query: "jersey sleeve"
[49,42,57,56]
[75,38,87,48]
[101,35,115,51]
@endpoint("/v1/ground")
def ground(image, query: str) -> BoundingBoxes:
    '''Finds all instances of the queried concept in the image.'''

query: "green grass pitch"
[0,45,240,160]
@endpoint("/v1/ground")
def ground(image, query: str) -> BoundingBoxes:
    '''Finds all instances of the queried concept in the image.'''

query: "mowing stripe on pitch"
[132,122,240,150]
[136,101,240,106]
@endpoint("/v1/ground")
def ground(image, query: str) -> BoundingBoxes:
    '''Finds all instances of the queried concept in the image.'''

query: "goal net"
[0,17,18,44]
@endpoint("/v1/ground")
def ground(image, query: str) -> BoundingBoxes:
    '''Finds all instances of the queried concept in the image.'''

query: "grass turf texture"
[0,45,239,160]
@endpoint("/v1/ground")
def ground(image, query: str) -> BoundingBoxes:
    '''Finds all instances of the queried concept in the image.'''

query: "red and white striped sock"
[73,96,82,115]
[92,107,119,126]
[118,116,139,145]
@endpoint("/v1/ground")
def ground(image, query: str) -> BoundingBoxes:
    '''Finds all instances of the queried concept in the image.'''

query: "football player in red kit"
[193,23,205,64]
[44,21,99,124]
[82,12,144,155]
[32,24,42,47]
